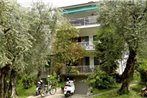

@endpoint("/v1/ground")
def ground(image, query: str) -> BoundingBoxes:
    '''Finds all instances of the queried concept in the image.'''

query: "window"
[85,57,90,66]
[76,36,89,42]
[81,36,89,42]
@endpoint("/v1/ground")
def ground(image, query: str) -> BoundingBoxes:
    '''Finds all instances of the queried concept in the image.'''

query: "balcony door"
[80,36,89,48]
[84,57,90,66]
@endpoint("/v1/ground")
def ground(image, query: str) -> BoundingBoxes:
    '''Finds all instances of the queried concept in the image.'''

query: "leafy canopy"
[95,0,147,74]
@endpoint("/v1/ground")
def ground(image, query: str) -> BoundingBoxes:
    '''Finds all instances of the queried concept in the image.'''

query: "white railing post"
[69,16,97,26]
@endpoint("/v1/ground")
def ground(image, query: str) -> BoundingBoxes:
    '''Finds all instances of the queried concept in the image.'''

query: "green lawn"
[93,83,144,98]
[93,90,141,98]
[16,84,36,98]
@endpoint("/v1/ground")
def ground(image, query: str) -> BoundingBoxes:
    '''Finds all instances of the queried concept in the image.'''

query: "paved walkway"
[28,94,88,98]
[27,88,89,98]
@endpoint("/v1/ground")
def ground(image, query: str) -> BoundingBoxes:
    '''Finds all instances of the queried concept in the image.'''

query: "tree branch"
[4,28,11,34]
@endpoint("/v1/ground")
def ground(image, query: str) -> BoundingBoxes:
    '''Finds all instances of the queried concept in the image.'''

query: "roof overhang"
[61,2,98,14]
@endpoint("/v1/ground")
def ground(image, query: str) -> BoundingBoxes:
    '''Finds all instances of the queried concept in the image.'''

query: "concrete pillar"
[89,57,94,69]
[89,35,93,45]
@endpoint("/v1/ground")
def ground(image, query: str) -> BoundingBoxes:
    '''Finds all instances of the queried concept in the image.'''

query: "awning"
[63,5,97,14]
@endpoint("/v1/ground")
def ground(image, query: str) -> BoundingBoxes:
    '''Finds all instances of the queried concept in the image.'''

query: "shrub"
[87,68,116,89]
[139,70,147,84]
[113,73,122,83]
[138,60,147,83]
[67,66,79,74]
[48,72,59,86]
[21,74,34,89]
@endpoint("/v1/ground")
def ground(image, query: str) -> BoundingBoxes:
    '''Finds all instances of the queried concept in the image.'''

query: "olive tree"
[0,0,60,97]
[96,0,147,94]
[0,0,32,97]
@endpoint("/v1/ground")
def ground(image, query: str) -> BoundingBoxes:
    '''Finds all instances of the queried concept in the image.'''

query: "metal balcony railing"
[63,66,96,75]
[69,16,97,26]
[79,42,95,50]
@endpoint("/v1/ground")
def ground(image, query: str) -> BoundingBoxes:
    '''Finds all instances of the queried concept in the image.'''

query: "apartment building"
[61,1,127,76]
[60,2,99,94]
[61,1,127,94]
[61,1,99,76]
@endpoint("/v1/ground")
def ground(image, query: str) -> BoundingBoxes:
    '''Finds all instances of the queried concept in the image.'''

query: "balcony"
[79,42,95,50]
[69,16,98,28]
[62,66,95,75]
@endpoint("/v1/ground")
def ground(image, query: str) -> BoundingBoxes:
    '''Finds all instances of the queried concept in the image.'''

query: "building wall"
[62,2,126,76]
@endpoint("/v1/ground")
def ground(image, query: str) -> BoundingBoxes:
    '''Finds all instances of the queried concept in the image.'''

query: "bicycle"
[40,83,56,97]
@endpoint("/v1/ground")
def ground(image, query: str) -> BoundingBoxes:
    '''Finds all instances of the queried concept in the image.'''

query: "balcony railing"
[69,16,97,26]
[62,66,96,75]
[79,42,95,50]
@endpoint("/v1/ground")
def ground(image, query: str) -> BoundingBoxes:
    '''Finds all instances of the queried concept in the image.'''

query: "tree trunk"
[11,70,17,98]
[118,48,136,94]
[0,65,18,98]
[36,69,41,83]
[0,65,10,98]
[1,72,4,98]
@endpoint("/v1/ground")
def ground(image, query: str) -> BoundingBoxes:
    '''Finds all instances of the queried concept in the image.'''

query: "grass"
[132,71,141,84]
[92,70,146,98]
[16,84,36,98]
[93,89,142,98]
[93,83,144,98]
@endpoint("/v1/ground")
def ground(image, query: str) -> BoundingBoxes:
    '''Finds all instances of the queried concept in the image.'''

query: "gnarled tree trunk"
[0,65,10,98]
[118,48,136,94]
[0,65,17,98]
[10,70,17,98]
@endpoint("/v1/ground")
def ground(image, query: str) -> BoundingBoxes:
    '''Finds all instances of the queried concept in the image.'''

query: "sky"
[18,0,99,7]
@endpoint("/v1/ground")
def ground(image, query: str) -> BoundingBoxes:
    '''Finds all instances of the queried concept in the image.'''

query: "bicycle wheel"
[40,86,48,97]
[49,86,56,95]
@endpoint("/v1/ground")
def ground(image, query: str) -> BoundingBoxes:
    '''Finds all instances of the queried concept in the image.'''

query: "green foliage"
[138,60,147,71]
[0,0,62,97]
[53,24,85,70]
[0,0,33,71]
[137,59,147,83]
[67,66,79,74]
[92,83,144,98]
[58,82,65,89]
[93,90,142,98]
[95,27,125,74]
[48,73,59,86]
[23,1,59,72]
[17,83,36,98]
[131,83,145,93]
[20,73,36,89]
[96,0,147,94]
[97,0,147,59]
[87,68,116,89]
[137,58,147,83]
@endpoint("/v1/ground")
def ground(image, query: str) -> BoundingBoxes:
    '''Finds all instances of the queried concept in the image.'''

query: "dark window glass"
[78,37,81,42]
[81,36,89,42]
[85,57,90,66]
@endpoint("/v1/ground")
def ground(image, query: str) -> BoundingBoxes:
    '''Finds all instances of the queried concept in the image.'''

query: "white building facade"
[61,1,126,75]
